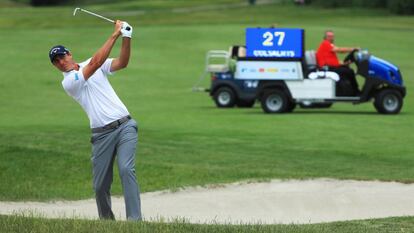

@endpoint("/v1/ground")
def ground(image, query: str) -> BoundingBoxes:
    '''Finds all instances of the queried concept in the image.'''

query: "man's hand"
[112,20,123,38]
[110,22,132,72]
[121,22,133,38]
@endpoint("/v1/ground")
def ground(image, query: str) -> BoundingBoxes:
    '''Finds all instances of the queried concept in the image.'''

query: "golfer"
[49,20,141,220]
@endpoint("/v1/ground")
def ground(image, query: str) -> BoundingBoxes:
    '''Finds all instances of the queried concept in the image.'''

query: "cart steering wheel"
[343,49,358,64]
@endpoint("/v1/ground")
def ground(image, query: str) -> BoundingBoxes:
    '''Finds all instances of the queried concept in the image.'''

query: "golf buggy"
[193,28,406,114]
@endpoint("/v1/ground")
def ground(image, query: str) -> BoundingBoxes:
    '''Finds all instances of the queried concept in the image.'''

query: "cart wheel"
[261,89,289,113]
[287,102,297,112]
[236,99,255,108]
[374,89,403,114]
[213,87,236,108]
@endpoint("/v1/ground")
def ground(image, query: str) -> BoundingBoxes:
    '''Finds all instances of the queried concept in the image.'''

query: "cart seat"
[305,50,317,71]
[238,46,246,58]
[229,45,246,59]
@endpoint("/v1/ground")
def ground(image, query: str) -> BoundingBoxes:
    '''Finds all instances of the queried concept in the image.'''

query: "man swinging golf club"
[49,20,141,220]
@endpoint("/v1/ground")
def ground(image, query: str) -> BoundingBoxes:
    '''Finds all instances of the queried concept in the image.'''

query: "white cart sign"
[235,61,304,80]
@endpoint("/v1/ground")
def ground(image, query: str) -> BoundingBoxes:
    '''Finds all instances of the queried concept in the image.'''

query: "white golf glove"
[121,22,133,38]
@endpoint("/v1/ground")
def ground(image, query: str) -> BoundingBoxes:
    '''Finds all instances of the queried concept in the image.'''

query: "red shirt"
[316,40,340,67]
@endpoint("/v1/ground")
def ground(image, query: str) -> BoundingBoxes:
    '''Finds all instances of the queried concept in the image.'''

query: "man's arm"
[110,37,131,72]
[82,20,122,80]
[332,46,359,53]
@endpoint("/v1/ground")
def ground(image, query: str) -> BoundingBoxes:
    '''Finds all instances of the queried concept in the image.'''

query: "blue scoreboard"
[246,28,304,59]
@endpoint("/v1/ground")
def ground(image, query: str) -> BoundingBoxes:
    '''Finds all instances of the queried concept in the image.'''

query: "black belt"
[91,115,131,133]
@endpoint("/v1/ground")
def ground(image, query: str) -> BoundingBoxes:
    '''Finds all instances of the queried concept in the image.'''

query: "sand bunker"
[2,179,414,224]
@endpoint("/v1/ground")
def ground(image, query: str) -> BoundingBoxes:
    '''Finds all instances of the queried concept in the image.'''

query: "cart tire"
[236,99,255,108]
[213,87,236,108]
[260,89,290,113]
[287,102,297,112]
[374,89,403,114]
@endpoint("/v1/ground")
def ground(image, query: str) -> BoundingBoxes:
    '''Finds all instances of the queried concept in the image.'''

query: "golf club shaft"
[79,8,114,24]
[75,8,131,31]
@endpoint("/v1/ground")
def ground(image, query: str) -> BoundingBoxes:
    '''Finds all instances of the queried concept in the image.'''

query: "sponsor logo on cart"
[241,67,280,74]
[267,68,278,73]
[279,68,296,73]
[241,68,259,73]
[253,50,296,58]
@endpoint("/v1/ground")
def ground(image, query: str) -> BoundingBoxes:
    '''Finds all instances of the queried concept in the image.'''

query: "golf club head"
[73,7,80,16]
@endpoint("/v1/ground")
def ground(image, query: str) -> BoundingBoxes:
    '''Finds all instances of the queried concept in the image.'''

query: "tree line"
[27,0,414,14]
[30,0,67,6]
[301,0,414,15]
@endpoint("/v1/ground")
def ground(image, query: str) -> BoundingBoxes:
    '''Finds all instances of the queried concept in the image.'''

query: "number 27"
[262,31,285,47]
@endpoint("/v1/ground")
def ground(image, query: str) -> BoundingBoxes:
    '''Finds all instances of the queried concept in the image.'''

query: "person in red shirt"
[316,30,360,95]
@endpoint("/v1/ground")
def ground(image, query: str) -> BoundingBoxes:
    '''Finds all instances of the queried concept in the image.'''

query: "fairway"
[0,0,413,206]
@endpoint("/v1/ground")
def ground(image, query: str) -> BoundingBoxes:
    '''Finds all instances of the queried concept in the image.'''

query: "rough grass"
[1,215,414,233]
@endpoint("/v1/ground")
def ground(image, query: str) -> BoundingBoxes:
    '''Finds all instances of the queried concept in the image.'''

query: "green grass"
[0,2,413,201]
[1,215,414,233]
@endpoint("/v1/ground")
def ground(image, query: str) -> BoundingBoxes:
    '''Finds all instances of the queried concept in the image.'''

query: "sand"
[2,179,414,224]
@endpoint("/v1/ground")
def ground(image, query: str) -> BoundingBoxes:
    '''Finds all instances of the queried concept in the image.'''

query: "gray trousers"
[90,118,142,220]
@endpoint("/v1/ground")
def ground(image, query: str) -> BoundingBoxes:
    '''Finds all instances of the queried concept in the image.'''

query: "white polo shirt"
[62,58,130,129]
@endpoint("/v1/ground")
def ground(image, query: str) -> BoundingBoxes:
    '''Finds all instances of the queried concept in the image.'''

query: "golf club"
[73,7,131,31]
